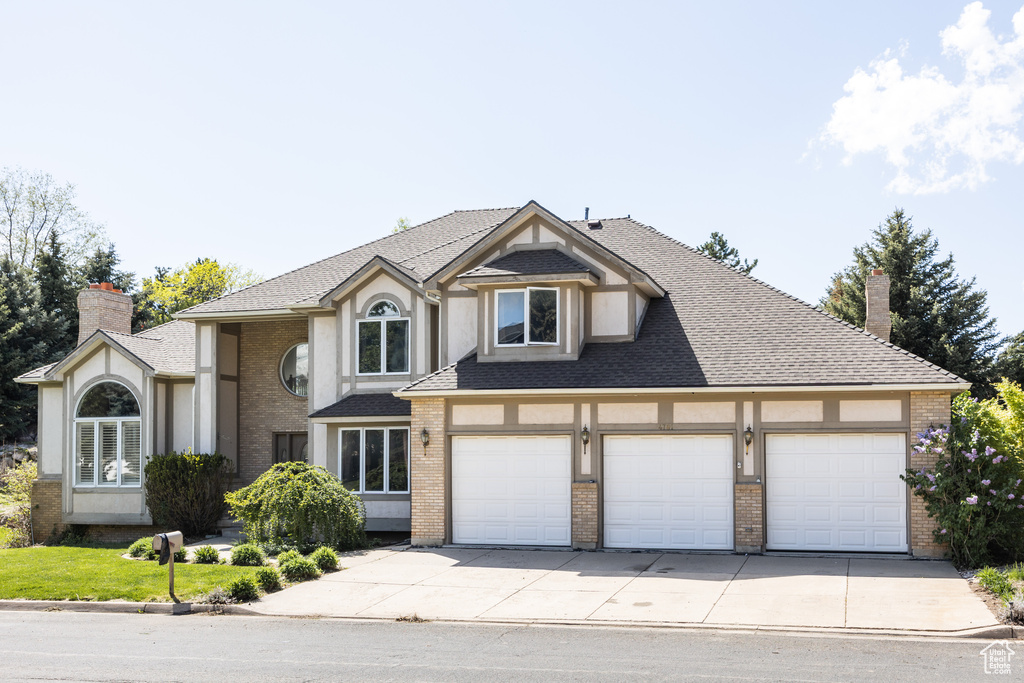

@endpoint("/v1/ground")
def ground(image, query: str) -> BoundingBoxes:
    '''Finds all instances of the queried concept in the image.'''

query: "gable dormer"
[427,201,664,364]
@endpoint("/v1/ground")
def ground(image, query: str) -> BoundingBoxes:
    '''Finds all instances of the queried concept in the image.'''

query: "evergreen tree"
[34,232,80,355]
[0,258,67,441]
[995,332,1024,387]
[695,231,758,274]
[823,209,1002,393]
[79,243,150,331]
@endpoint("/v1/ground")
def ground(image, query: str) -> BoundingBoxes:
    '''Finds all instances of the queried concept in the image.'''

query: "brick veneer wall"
[31,478,64,542]
[237,320,308,485]
[409,397,446,546]
[77,288,132,346]
[734,483,764,552]
[909,390,953,558]
[571,482,598,549]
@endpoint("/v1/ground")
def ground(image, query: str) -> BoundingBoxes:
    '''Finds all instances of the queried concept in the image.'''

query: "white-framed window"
[338,427,409,493]
[495,287,559,346]
[74,381,142,487]
[357,299,410,375]
[280,342,309,396]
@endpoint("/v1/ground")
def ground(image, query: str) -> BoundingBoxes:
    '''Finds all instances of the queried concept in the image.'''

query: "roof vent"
[587,219,602,229]
[584,207,589,220]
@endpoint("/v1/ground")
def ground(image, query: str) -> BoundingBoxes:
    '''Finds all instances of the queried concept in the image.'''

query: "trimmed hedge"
[144,450,230,538]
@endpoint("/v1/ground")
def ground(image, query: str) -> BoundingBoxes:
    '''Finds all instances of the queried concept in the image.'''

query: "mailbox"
[152,531,183,553]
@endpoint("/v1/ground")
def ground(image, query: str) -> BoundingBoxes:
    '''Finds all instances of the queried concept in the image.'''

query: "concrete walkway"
[249,547,999,633]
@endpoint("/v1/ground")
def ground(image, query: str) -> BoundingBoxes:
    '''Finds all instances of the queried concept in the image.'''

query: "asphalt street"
[0,610,1011,682]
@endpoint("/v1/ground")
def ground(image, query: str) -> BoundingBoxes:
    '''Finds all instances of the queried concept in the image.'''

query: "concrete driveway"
[250,547,998,634]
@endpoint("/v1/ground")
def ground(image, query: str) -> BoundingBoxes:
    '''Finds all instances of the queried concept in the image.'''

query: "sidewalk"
[249,547,1006,636]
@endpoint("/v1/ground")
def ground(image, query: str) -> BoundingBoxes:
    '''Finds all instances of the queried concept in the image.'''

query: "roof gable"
[423,201,665,297]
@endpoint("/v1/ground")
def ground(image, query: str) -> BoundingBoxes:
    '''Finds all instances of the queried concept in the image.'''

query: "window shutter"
[121,422,141,485]
[99,423,119,485]
[77,422,96,485]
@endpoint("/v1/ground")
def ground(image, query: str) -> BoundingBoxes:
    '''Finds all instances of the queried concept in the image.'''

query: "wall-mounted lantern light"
[581,425,590,455]
[420,428,430,447]
[743,425,754,454]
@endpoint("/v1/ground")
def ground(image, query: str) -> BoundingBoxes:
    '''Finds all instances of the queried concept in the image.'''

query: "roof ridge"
[177,210,465,314]
[618,217,965,383]
[394,222,503,269]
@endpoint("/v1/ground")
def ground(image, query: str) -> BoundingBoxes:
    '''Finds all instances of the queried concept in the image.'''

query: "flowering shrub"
[902,385,1024,568]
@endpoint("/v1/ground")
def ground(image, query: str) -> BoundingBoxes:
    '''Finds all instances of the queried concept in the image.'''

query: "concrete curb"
[1,599,1017,639]
[0,600,255,616]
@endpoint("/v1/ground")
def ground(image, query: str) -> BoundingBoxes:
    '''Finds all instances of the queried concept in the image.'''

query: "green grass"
[0,545,260,602]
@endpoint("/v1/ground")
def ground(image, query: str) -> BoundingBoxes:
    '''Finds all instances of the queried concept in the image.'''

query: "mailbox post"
[152,531,184,604]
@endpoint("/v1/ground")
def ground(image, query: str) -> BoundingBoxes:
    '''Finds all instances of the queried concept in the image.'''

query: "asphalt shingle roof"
[403,218,964,391]
[309,392,412,419]
[459,249,591,279]
[103,320,196,376]
[183,209,518,314]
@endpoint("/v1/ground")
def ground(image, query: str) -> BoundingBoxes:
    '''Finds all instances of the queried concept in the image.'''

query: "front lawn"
[0,545,259,602]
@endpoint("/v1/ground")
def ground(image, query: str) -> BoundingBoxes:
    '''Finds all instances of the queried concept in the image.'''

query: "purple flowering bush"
[902,383,1024,568]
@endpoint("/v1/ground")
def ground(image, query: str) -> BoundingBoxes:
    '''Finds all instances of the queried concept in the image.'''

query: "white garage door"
[766,433,907,552]
[604,435,734,550]
[451,435,571,546]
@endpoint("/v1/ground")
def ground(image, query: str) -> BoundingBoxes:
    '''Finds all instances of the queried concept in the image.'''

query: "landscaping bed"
[969,564,1024,624]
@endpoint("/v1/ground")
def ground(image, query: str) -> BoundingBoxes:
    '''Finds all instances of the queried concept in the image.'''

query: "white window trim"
[338,426,410,494]
[279,342,309,397]
[355,317,411,376]
[73,381,142,488]
[74,417,142,488]
[494,287,560,347]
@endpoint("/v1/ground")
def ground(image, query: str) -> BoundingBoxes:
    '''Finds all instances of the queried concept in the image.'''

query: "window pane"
[77,422,95,485]
[340,431,360,491]
[364,430,385,492]
[368,300,400,317]
[529,289,558,344]
[99,423,119,486]
[385,320,409,373]
[121,422,141,485]
[497,291,525,345]
[281,343,309,396]
[388,429,409,492]
[77,382,139,417]
[358,321,382,373]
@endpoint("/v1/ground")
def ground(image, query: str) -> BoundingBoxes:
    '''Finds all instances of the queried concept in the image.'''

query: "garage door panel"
[604,435,733,550]
[767,433,907,552]
[452,436,571,546]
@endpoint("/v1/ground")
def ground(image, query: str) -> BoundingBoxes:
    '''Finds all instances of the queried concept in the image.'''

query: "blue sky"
[3,1,1022,338]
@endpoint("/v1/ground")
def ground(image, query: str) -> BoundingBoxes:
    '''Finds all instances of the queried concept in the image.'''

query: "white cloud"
[820,2,1024,194]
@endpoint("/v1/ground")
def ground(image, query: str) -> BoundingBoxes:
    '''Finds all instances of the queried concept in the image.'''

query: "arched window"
[358,299,409,374]
[75,381,142,487]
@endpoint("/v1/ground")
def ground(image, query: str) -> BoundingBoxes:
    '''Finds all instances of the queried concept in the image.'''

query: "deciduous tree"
[0,167,104,268]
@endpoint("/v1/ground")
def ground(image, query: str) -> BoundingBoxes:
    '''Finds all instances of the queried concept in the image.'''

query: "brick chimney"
[77,283,133,346]
[864,269,891,342]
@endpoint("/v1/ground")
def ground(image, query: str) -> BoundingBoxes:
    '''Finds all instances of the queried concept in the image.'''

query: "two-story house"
[18,201,966,555]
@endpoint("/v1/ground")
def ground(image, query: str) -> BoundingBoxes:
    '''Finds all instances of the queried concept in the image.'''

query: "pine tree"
[823,209,1002,393]
[695,232,758,274]
[79,243,150,331]
[0,258,67,441]
[995,332,1024,387]
[34,232,80,355]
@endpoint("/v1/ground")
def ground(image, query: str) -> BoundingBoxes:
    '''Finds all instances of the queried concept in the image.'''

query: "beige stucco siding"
[38,386,63,476]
